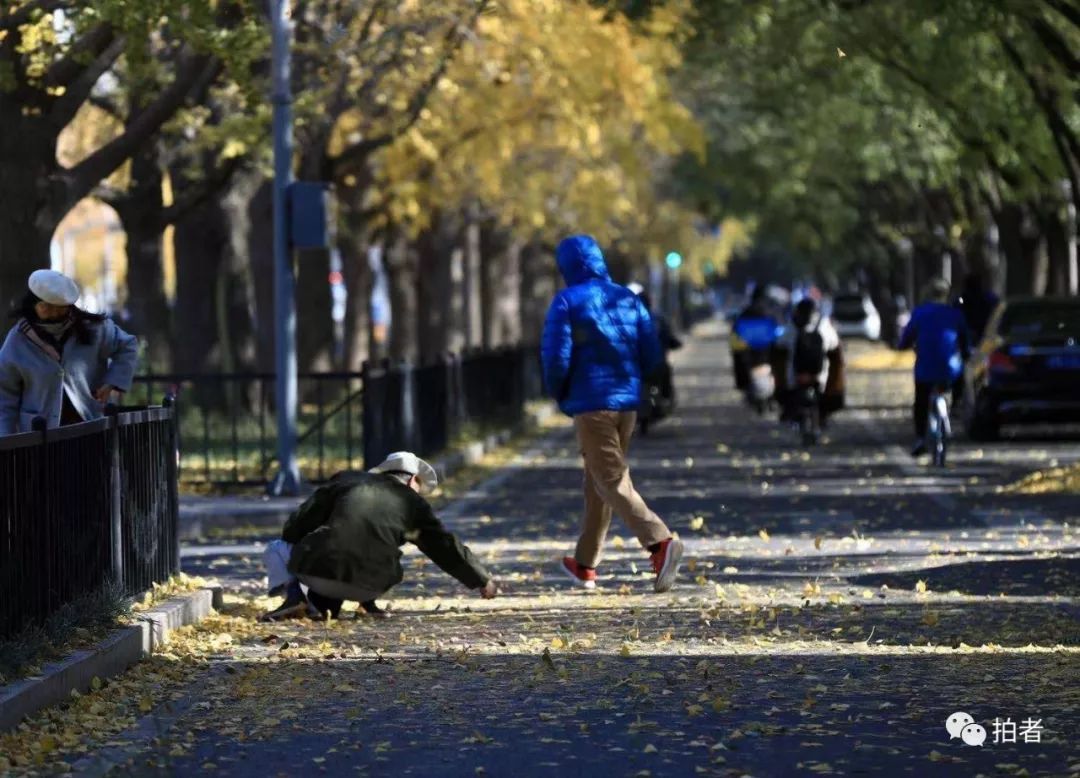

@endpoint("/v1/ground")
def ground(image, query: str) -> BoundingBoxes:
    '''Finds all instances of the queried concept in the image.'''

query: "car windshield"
[832,296,866,319]
[999,302,1080,337]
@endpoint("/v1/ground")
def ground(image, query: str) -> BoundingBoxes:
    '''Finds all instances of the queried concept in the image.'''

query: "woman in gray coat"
[0,270,139,436]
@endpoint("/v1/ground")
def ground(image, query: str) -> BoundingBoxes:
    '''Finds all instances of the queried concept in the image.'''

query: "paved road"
[6,321,1078,776]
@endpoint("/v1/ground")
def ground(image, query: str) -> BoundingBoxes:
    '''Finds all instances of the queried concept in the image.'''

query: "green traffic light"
[665,251,683,269]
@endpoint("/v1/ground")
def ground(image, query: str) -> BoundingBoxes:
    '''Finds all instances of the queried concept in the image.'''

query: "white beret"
[28,269,80,306]
[370,451,439,494]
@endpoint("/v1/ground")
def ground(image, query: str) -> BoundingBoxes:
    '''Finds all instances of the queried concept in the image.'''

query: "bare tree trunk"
[385,230,419,363]
[113,149,171,370]
[996,202,1044,296]
[247,178,275,372]
[0,101,57,310]
[520,242,556,345]
[416,211,464,363]
[480,223,522,347]
[172,172,257,378]
[1043,209,1071,295]
[463,205,482,349]
[220,177,258,374]
[172,195,228,373]
[338,207,371,372]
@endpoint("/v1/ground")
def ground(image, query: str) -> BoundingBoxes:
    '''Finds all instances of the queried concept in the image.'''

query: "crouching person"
[261,452,497,621]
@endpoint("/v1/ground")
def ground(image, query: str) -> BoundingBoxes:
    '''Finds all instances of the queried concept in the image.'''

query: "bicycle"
[926,383,951,467]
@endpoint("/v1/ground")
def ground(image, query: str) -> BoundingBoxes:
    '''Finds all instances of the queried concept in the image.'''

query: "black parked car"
[965,297,1080,440]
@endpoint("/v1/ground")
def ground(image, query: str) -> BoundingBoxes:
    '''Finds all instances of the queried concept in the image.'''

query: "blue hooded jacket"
[541,235,663,416]
[899,302,971,384]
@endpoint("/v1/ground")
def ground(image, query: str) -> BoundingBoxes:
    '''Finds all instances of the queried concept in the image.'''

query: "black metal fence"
[132,373,363,485]
[0,402,180,639]
[133,345,544,485]
[363,345,545,470]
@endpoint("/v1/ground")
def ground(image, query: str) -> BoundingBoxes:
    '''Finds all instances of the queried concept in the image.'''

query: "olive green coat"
[282,473,489,595]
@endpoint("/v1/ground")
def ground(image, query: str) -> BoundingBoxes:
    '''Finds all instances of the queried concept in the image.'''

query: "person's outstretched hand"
[478,580,498,599]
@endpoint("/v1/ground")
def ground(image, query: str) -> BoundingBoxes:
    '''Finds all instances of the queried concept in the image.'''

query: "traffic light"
[665,251,683,270]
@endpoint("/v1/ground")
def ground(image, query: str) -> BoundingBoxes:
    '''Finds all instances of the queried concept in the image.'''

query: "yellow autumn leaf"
[758,529,770,541]
[814,536,824,550]
[915,580,928,593]
[138,696,153,713]
[551,636,566,649]
[689,516,705,531]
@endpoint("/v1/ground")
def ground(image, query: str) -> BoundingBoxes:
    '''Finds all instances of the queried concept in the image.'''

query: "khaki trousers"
[573,410,670,568]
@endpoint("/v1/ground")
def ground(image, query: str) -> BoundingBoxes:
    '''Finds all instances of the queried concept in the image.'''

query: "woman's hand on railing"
[94,385,123,404]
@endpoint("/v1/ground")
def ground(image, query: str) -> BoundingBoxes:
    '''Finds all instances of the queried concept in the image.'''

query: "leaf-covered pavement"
[3,324,1078,776]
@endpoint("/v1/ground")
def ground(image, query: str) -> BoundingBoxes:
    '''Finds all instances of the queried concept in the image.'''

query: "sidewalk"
[2,320,1077,776]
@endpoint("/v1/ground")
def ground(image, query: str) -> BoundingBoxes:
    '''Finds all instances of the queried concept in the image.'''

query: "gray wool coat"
[0,318,139,436]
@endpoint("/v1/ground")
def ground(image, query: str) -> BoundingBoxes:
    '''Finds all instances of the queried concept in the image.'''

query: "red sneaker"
[561,557,597,589]
[650,537,684,593]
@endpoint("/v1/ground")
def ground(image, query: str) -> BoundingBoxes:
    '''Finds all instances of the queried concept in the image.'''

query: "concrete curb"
[0,587,220,733]
[178,404,557,541]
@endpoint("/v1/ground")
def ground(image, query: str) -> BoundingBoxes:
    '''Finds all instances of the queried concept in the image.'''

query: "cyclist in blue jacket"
[541,235,683,593]
[898,278,971,456]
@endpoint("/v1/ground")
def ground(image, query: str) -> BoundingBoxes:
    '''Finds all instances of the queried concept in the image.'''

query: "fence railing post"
[105,403,124,588]
[163,394,181,576]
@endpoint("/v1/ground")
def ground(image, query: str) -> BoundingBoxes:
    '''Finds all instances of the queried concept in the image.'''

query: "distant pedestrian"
[899,278,971,457]
[541,235,683,593]
[0,270,138,435]
[261,452,497,621]
[779,297,845,427]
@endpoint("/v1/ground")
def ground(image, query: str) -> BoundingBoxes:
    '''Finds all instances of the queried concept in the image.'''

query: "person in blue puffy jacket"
[541,235,683,593]
[898,278,971,457]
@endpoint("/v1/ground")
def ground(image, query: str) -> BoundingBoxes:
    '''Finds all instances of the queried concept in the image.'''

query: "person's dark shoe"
[560,557,598,589]
[910,439,927,458]
[650,537,684,593]
[360,600,391,619]
[307,590,343,620]
[259,583,309,622]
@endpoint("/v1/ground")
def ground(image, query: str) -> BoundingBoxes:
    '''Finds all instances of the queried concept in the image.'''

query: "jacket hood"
[556,235,610,285]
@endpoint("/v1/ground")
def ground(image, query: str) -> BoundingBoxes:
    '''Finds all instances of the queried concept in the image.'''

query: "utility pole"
[269,0,300,495]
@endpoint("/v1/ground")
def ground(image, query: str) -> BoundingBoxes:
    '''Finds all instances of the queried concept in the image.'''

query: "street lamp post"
[269,0,300,495]
[665,251,682,329]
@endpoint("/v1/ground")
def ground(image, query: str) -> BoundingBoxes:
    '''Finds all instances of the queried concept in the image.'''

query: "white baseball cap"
[28,269,80,306]
[370,451,438,494]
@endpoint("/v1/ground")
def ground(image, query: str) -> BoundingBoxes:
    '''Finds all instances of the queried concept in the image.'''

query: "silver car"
[830,293,881,341]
